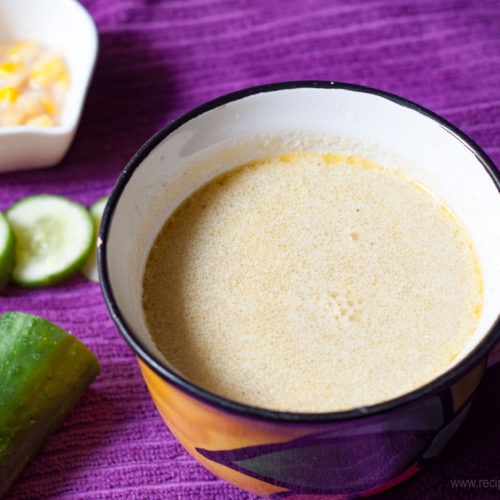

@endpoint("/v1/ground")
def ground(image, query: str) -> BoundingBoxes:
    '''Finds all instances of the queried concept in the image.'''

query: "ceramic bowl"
[99,82,500,497]
[0,0,98,172]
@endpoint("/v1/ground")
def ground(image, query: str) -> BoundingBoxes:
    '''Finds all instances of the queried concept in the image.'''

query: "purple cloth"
[2,0,499,498]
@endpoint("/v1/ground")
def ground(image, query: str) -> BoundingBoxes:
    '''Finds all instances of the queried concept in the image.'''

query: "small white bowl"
[0,0,98,172]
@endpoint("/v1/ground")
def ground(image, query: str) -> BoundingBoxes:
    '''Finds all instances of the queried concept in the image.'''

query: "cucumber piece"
[6,194,94,288]
[81,195,109,282]
[0,312,100,496]
[0,212,15,289]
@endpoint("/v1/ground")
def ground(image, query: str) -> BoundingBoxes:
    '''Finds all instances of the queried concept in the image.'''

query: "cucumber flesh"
[0,212,15,289]
[81,195,109,282]
[0,312,100,496]
[6,195,94,288]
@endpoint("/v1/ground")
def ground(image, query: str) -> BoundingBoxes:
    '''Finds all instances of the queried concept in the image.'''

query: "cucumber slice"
[0,212,15,289]
[81,195,109,282]
[7,195,94,287]
[0,311,100,496]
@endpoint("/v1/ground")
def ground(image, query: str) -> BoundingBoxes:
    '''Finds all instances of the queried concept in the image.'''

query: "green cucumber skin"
[0,312,100,497]
[0,213,15,290]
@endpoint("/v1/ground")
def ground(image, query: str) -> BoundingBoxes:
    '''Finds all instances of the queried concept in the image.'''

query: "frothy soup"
[142,151,482,413]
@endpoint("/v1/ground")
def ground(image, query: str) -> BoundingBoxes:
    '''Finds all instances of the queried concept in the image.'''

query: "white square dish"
[0,0,98,172]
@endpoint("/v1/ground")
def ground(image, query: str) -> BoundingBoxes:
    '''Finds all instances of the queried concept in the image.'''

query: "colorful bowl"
[99,82,500,497]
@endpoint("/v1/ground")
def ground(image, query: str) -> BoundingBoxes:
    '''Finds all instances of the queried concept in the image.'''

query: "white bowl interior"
[105,86,500,379]
[0,0,98,170]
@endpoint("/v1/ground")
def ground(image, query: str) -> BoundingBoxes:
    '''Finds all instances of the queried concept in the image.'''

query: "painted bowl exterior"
[139,358,486,497]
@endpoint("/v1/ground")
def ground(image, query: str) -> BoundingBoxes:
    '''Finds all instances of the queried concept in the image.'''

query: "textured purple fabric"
[2,0,499,498]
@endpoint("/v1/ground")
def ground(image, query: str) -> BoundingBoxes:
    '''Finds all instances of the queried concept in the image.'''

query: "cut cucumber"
[0,311,100,496]
[81,195,109,282]
[6,195,94,288]
[0,212,15,289]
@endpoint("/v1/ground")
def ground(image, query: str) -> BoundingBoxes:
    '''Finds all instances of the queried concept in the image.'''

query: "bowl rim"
[99,80,500,423]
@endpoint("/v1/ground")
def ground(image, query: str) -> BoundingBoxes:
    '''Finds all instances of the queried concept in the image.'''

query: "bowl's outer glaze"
[140,359,486,497]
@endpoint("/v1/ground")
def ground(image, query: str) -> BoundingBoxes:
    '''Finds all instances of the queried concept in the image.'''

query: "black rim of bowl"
[98,80,500,423]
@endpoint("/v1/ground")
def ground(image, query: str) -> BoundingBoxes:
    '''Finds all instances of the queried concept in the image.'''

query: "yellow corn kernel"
[56,69,70,89]
[0,87,20,104]
[0,40,69,128]
[25,114,54,127]
[14,92,46,121]
[7,40,41,63]
[0,61,27,87]
[41,95,58,116]
[30,56,66,87]
[1,107,24,126]
[0,61,25,75]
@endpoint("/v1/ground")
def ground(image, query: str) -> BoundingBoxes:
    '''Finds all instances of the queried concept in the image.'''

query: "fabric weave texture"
[2,1,499,498]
